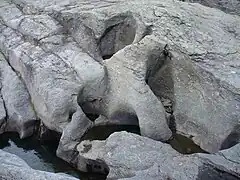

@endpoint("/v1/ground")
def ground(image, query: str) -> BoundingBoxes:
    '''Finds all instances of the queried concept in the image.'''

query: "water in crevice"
[82,124,205,154]
[166,114,206,154]
[0,126,205,180]
[82,125,141,141]
[168,134,207,154]
[0,132,106,180]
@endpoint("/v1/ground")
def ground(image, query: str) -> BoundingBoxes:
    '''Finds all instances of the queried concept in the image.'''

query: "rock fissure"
[218,152,240,165]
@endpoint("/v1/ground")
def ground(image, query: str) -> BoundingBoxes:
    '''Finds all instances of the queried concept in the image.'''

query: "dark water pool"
[82,125,205,154]
[169,134,206,154]
[0,126,206,180]
[82,125,141,140]
[0,133,105,180]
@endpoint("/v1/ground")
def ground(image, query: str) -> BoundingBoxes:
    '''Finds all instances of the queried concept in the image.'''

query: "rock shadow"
[82,124,140,141]
[37,121,61,146]
[221,125,240,150]
[197,165,239,180]
[145,45,175,112]
[82,111,140,141]
[99,13,137,60]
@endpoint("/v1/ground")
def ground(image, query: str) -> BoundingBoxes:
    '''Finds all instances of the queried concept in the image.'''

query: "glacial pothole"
[102,54,114,60]
[79,99,101,122]
[99,14,137,60]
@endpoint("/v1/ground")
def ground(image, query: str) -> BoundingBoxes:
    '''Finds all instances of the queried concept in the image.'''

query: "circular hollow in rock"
[79,99,101,122]
[99,16,137,60]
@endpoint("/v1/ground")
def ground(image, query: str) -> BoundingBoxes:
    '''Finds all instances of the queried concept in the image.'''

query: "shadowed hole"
[145,46,175,110]
[221,125,240,150]
[82,110,140,140]
[82,125,140,141]
[197,165,239,180]
[79,99,101,121]
[37,122,61,146]
[102,54,114,60]
[99,15,137,60]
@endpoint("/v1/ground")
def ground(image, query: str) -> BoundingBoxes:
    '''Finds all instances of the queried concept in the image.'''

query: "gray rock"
[77,131,240,180]
[0,53,37,138]
[94,115,139,127]
[0,150,78,180]
[0,90,6,134]
[0,2,108,170]
[0,0,239,173]
[103,37,172,141]
[56,107,93,165]
[186,0,240,16]
[152,50,240,152]
[198,143,240,177]
[24,0,239,152]
[18,15,62,40]
[3,23,105,135]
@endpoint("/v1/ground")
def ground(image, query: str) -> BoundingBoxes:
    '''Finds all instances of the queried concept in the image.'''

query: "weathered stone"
[0,89,6,134]
[57,107,93,165]
[94,114,139,127]
[0,53,37,138]
[19,0,239,152]
[149,49,240,152]
[0,150,78,180]
[103,36,172,141]
[78,132,240,180]
[18,15,62,40]
[0,0,239,175]
[198,143,240,177]
[187,0,240,16]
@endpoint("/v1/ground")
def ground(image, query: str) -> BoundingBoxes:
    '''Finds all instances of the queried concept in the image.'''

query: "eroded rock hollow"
[0,0,239,179]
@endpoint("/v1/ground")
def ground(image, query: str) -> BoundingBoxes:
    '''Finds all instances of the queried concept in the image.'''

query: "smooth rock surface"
[153,50,240,152]
[103,37,172,141]
[0,53,37,138]
[187,0,240,16]
[9,0,239,153]
[0,0,239,174]
[78,131,240,180]
[0,150,78,180]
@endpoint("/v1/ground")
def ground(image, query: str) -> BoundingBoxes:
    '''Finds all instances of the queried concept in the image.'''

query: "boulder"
[0,150,78,180]
[186,0,240,16]
[77,131,240,180]
[103,36,172,141]
[0,1,106,135]
[0,53,37,138]
[0,1,107,168]
[152,50,240,152]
